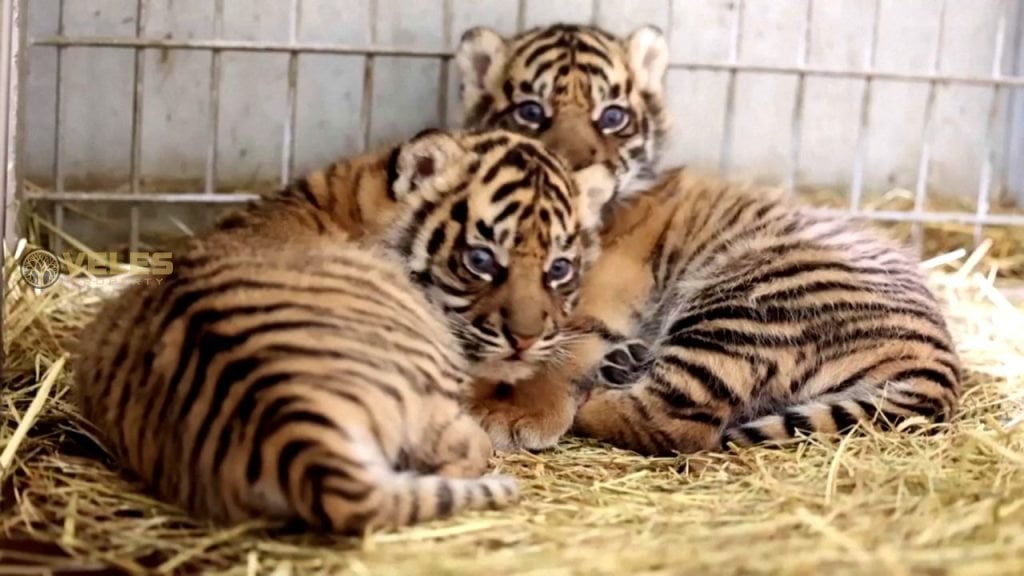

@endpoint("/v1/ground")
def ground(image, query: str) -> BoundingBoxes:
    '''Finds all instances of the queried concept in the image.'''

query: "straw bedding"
[2,228,1024,575]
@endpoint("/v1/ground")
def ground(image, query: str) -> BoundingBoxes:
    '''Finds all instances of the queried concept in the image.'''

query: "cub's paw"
[597,339,651,387]
[470,383,575,452]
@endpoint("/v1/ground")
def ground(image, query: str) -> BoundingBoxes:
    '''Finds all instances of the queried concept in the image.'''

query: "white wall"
[22,0,1021,205]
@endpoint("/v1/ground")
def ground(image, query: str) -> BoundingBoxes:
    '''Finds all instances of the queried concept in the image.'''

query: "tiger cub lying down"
[456,24,961,453]
[74,129,614,532]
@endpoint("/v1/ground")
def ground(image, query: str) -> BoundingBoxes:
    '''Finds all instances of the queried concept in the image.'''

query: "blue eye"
[465,246,499,278]
[597,106,629,132]
[547,258,574,284]
[513,101,546,126]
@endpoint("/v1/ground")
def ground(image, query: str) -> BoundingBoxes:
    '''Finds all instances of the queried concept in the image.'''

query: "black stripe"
[738,424,769,445]
[573,37,614,67]
[427,226,447,255]
[532,56,561,81]
[658,355,740,405]
[481,157,505,185]
[577,63,609,84]
[166,314,345,443]
[471,134,511,155]
[309,463,371,529]
[475,220,495,242]
[385,146,401,200]
[831,404,860,433]
[625,394,671,454]
[494,201,522,224]
[436,480,454,517]
[890,367,958,390]
[450,197,469,224]
[886,396,940,419]
[677,411,723,427]
[649,376,697,410]
[480,482,495,507]
[292,178,320,208]
[523,39,563,68]
[491,177,530,204]
[783,410,815,438]
[695,323,950,354]
[277,439,318,496]
[856,400,879,423]
[665,330,736,356]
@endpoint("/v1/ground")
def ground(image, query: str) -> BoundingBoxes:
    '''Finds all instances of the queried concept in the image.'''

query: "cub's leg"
[468,333,610,452]
[573,360,737,455]
[467,377,578,452]
[413,407,497,478]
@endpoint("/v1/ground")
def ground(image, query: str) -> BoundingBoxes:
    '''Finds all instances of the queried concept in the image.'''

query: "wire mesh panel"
[6,0,1024,254]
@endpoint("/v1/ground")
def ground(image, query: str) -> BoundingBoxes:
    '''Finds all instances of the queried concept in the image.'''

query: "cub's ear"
[626,25,669,98]
[389,130,467,200]
[572,164,618,230]
[455,27,510,117]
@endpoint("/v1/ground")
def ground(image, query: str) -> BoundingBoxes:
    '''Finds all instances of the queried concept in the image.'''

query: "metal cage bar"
[437,0,453,127]
[1008,0,1024,205]
[717,0,744,177]
[281,0,301,187]
[910,0,949,251]
[786,0,814,192]
[360,0,379,150]
[25,35,1024,89]
[205,0,224,196]
[1,0,27,246]
[974,0,1012,246]
[128,0,147,252]
[51,0,65,253]
[849,0,882,213]
[10,0,1024,242]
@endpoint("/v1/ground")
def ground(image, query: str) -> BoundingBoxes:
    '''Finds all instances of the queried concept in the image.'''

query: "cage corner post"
[1008,0,1024,205]
[1,0,27,251]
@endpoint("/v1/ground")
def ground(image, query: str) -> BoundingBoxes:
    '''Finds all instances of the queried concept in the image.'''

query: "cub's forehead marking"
[506,29,630,110]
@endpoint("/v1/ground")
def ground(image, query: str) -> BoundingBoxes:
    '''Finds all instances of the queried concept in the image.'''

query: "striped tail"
[315,473,519,533]
[720,375,959,449]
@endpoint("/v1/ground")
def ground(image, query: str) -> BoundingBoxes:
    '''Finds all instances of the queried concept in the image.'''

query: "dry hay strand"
[2,239,1024,576]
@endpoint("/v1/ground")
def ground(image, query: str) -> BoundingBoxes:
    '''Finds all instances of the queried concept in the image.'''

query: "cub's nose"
[511,334,540,352]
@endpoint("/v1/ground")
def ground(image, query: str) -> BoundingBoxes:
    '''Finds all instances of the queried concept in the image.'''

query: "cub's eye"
[597,105,629,133]
[513,101,546,126]
[547,258,575,284]
[464,246,500,279]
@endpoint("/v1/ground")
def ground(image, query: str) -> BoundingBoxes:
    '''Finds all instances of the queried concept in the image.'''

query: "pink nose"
[512,334,539,352]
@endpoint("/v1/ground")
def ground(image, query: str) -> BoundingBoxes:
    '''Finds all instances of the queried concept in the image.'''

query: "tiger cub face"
[386,130,616,382]
[456,24,670,201]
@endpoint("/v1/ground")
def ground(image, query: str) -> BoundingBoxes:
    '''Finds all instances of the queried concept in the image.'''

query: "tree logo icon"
[20,249,62,289]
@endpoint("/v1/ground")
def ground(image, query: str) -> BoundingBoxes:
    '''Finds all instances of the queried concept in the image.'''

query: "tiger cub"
[569,171,961,454]
[456,24,669,198]
[454,24,672,449]
[456,25,961,453]
[74,129,614,531]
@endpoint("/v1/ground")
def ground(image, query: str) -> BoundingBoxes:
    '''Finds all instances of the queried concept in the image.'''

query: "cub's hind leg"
[573,365,736,455]
[404,404,519,515]
[413,406,496,478]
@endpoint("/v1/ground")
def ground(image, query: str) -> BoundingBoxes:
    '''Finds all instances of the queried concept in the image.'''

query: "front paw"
[470,383,575,452]
[573,387,628,439]
[597,339,651,387]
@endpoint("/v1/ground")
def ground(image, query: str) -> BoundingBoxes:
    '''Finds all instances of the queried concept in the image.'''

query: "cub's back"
[74,240,514,531]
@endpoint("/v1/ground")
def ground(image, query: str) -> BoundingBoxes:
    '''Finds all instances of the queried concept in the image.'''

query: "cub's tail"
[720,375,959,449]
[309,472,519,533]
